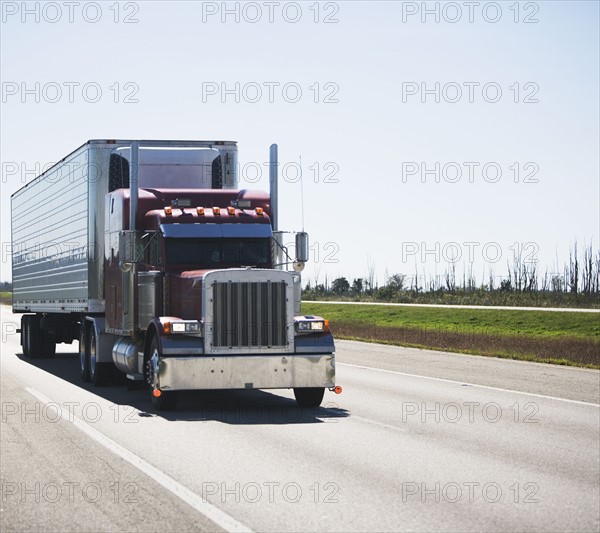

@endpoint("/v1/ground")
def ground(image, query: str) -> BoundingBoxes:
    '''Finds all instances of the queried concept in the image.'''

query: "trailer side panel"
[12,145,91,312]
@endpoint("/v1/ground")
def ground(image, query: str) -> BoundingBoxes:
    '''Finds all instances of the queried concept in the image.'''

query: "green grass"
[302,303,600,368]
[302,303,599,340]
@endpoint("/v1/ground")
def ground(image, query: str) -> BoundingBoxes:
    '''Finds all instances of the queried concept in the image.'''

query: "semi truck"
[11,139,338,410]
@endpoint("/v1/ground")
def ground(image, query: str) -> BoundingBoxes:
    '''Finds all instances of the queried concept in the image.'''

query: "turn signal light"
[197,207,205,216]
[153,389,162,398]
[163,321,171,334]
[255,207,264,216]
[333,386,343,395]
[213,206,221,216]
[164,206,172,216]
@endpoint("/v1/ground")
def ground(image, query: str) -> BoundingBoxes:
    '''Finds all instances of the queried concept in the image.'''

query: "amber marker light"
[227,206,235,216]
[334,386,343,394]
[213,206,221,216]
[197,207,205,216]
[153,389,162,397]
[164,206,173,216]
[163,321,171,334]
[255,207,264,216]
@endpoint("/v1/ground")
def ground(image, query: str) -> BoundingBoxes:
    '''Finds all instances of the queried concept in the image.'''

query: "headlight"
[294,316,329,334]
[165,320,201,334]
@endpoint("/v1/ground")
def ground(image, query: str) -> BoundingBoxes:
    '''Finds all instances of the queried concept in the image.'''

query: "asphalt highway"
[1,306,598,532]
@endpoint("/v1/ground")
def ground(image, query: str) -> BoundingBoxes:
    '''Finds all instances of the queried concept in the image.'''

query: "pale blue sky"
[1,1,598,286]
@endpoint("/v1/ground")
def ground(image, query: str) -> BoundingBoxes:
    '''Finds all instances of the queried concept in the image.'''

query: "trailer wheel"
[41,330,56,359]
[146,336,178,411]
[23,315,55,359]
[21,315,31,357]
[88,327,110,386]
[79,324,90,382]
[28,315,43,357]
[293,387,325,408]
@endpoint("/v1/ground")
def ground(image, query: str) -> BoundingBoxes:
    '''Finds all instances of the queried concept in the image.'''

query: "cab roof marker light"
[213,207,221,216]
[164,206,172,216]
[227,206,235,216]
[255,207,264,216]
[197,207,205,216]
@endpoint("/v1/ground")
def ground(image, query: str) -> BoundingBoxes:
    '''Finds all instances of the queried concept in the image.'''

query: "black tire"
[21,315,31,357]
[28,315,43,357]
[42,336,56,358]
[25,315,55,359]
[153,389,178,411]
[294,387,325,408]
[126,378,144,391]
[88,327,111,386]
[147,336,178,411]
[79,324,90,382]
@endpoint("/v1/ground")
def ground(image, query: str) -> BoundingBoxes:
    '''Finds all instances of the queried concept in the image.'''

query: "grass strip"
[303,303,600,368]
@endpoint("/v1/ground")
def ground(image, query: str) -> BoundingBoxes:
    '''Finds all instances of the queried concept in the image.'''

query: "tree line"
[303,242,600,307]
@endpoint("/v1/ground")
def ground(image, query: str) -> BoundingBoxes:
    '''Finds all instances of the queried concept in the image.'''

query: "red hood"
[178,269,215,279]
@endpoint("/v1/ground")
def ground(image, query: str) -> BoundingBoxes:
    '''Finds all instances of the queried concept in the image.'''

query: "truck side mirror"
[295,232,309,263]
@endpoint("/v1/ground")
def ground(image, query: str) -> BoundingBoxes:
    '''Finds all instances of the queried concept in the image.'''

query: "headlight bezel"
[164,320,201,335]
[294,315,330,335]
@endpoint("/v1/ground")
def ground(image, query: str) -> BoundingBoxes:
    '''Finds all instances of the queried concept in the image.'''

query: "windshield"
[165,238,271,268]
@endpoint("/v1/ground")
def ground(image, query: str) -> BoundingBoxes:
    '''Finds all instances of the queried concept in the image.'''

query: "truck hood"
[178,269,216,279]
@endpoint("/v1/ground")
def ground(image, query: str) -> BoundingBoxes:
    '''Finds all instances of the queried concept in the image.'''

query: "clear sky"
[1,0,598,288]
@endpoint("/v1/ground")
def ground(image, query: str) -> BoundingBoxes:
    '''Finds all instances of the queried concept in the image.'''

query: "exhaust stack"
[269,143,278,231]
[269,144,284,269]
[123,140,139,334]
[129,141,139,230]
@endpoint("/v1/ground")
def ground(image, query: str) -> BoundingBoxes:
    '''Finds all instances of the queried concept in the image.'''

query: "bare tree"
[567,241,579,294]
[466,263,475,291]
[550,273,563,292]
[366,255,376,295]
[525,260,538,292]
[592,250,600,294]
[313,263,322,291]
[541,268,549,292]
[582,241,593,294]
[444,262,456,292]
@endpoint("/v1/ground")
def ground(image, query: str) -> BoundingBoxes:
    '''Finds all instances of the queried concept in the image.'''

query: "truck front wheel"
[88,327,111,386]
[79,324,90,382]
[146,336,178,411]
[293,387,325,408]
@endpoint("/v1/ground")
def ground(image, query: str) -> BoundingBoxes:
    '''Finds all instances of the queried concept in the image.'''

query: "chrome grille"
[212,281,288,348]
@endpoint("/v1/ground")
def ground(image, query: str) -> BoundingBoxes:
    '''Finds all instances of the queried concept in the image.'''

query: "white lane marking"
[351,415,406,433]
[338,363,600,407]
[25,387,252,533]
[310,300,600,313]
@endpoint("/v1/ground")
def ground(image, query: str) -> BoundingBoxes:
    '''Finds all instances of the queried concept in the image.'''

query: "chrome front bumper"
[157,354,335,391]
